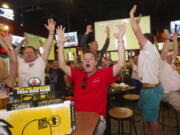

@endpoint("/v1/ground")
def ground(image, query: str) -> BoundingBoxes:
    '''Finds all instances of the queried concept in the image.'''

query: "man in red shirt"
[57,24,126,135]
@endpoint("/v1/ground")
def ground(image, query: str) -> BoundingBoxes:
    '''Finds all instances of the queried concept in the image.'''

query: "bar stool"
[108,107,137,135]
[160,101,179,135]
[123,94,140,117]
[123,94,140,101]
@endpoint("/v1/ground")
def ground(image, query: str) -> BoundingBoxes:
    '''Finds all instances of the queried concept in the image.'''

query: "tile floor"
[107,99,180,135]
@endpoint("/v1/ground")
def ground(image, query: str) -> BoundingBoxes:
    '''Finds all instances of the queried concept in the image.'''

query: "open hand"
[136,14,142,24]
[130,5,137,17]
[3,32,12,45]
[0,35,12,49]
[172,33,177,41]
[44,18,56,33]
[56,25,70,43]
[114,24,126,40]
[86,25,93,34]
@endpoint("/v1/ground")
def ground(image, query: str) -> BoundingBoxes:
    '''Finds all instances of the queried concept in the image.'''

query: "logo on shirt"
[93,79,100,83]
[28,77,41,87]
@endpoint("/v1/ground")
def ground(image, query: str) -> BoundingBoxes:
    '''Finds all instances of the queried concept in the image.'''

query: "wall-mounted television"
[95,16,151,51]
[11,35,25,46]
[24,32,54,60]
[170,20,180,37]
[55,32,78,47]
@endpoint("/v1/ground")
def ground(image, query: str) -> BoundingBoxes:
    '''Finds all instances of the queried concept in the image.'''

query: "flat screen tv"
[11,35,25,46]
[55,32,78,47]
[170,20,180,37]
[95,16,151,51]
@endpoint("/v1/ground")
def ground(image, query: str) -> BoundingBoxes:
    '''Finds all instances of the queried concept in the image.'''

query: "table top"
[71,112,100,135]
[109,85,136,95]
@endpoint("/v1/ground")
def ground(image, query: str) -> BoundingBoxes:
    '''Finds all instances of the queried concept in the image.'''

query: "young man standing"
[57,24,125,135]
[17,18,56,87]
[130,5,163,135]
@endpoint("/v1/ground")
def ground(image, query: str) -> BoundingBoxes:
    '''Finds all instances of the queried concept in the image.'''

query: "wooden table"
[71,112,100,135]
[109,85,136,95]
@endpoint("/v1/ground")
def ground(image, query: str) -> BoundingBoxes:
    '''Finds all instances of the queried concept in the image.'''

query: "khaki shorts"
[162,90,180,112]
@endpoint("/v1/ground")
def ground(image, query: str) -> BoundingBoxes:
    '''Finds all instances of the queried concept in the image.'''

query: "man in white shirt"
[157,29,180,112]
[18,18,56,87]
[130,5,163,135]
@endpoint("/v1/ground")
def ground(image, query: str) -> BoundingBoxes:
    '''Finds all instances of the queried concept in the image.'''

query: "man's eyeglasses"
[81,77,87,89]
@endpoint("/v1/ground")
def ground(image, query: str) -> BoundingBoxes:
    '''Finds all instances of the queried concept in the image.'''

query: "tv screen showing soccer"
[95,16,150,50]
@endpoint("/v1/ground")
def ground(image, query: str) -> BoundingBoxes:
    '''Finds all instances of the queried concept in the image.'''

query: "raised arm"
[56,25,71,77]
[100,26,110,52]
[130,5,147,48]
[80,25,93,52]
[113,24,126,77]
[161,39,169,61]
[42,18,56,62]
[172,33,179,59]
[0,34,18,87]
[98,26,110,66]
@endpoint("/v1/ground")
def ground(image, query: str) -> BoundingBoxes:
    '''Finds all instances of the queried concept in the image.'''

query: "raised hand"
[56,25,70,43]
[105,26,110,38]
[114,24,126,40]
[130,5,137,17]
[0,34,13,50]
[44,18,56,33]
[172,33,178,41]
[85,25,93,34]
[3,32,12,45]
[136,14,142,24]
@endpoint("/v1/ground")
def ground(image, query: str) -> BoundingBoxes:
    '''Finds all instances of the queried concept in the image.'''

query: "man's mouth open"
[86,64,90,68]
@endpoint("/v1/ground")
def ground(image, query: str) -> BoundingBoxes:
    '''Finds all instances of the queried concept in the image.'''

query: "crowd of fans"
[0,5,180,135]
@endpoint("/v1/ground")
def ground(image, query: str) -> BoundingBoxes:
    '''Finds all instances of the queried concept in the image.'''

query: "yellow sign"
[14,85,52,102]
[0,101,75,135]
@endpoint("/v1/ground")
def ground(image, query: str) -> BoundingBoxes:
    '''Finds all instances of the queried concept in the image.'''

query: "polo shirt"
[69,67,117,117]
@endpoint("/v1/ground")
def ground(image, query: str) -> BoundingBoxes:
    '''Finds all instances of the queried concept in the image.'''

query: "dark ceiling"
[3,0,180,37]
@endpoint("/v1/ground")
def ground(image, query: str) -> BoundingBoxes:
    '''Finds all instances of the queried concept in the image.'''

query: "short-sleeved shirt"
[160,60,180,93]
[18,56,46,87]
[138,40,161,84]
[69,67,117,117]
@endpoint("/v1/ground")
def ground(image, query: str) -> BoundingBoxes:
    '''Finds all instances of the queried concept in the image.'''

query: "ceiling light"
[2,3,9,9]
[4,25,9,31]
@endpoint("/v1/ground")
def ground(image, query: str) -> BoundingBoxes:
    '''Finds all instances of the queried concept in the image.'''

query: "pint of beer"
[0,97,9,109]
